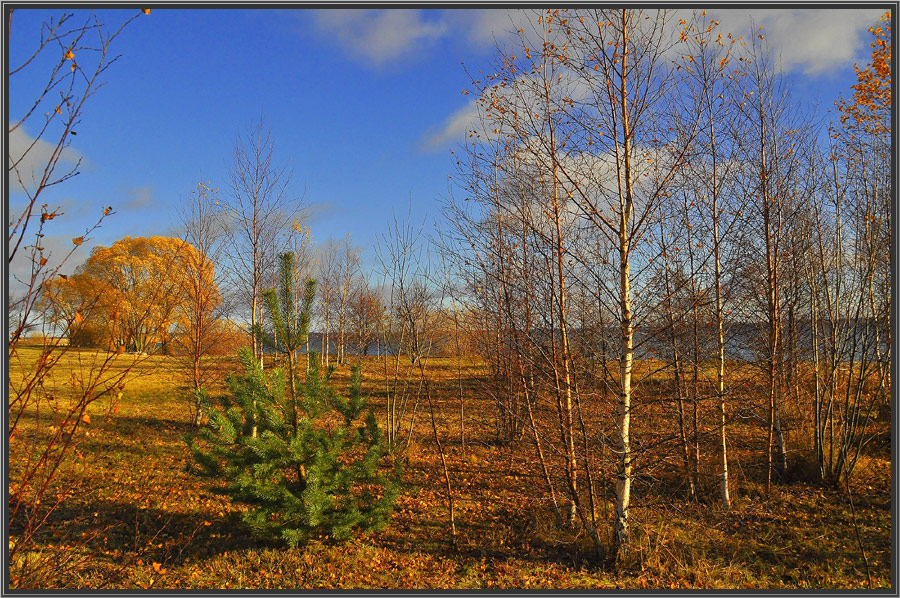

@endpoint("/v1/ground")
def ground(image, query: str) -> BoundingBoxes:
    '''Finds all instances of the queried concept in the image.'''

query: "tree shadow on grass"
[94,413,196,436]
[16,495,280,587]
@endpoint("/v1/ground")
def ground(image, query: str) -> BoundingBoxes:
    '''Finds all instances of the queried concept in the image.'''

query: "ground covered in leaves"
[8,345,892,589]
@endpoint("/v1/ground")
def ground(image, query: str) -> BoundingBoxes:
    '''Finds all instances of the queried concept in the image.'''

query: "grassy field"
[7,343,893,589]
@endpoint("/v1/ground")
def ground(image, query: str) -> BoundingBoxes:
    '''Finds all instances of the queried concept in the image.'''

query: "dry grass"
[7,344,892,589]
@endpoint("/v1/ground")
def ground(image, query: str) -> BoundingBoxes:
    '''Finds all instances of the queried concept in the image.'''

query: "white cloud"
[304,8,566,69]
[424,8,885,152]
[304,8,884,76]
[424,63,595,152]
[422,102,479,152]
[309,9,449,67]
[300,200,338,224]
[7,123,85,194]
[709,8,886,75]
[123,186,155,211]
[8,232,90,309]
[442,9,525,47]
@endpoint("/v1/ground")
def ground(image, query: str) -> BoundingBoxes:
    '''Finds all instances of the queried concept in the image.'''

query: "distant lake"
[279,333,396,357]
[268,323,886,362]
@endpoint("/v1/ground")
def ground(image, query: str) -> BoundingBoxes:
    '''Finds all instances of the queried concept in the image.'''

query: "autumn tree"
[173,182,229,425]
[220,118,299,366]
[374,208,435,450]
[445,13,590,534]
[348,283,385,357]
[315,239,342,367]
[335,234,362,364]
[44,236,206,353]
[8,6,140,342]
[557,8,710,558]
[660,10,748,507]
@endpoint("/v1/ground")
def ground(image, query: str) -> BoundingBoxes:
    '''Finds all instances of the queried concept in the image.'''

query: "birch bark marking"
[613,8,635,557]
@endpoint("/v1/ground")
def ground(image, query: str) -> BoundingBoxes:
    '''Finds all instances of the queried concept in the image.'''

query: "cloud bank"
[417,8,887,151]
[306,8,884,75]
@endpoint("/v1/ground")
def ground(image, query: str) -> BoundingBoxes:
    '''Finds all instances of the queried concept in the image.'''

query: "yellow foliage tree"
[44,236,217,353]
[837,12,891,133]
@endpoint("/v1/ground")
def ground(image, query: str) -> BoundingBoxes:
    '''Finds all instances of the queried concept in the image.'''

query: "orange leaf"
[55,106,62,114]
[81,413,91,425]
[64,50,74,60]
[39,258,47,266]
[72,237,83,246]
[75,311,83,324]
[142,8,151,14]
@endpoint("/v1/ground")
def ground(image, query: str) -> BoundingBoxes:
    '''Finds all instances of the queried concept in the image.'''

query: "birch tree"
[731,32,810,492]
[807,13,891,486]
[336,234,362,364]
[221,118,298,365]
[562,8,705,558]
[174,181,228,425]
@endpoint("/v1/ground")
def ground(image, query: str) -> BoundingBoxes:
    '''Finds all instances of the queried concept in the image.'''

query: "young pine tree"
[187,252,400,547]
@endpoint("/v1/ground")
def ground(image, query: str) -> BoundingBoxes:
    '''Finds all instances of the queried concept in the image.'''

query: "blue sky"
[7,6,888,283]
